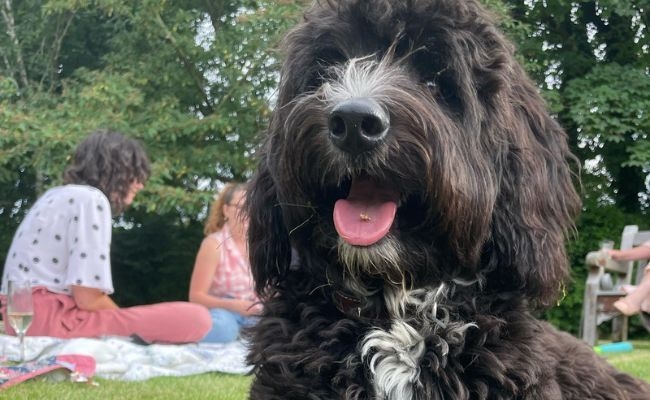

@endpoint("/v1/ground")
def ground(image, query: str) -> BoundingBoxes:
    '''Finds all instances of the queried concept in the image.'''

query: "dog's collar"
[333,290,363,318]
[332,290,382,322]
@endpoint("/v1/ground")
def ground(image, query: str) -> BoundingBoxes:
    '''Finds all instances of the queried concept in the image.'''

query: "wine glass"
[7,280,33,362]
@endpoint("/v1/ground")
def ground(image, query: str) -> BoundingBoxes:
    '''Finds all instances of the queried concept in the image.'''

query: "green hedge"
[110,210,204,307]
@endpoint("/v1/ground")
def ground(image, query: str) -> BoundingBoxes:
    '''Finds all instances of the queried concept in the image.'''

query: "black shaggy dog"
[246,0,650,398]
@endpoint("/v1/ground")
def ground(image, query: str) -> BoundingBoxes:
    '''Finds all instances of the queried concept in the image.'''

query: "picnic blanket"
[1,354,96,389]
[0,334,252,381]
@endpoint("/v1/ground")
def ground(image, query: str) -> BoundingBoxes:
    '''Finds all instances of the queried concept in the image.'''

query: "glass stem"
[19,333,25,362]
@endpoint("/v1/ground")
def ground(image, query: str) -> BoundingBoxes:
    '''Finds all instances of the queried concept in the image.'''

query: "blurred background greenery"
[0,0,648,338]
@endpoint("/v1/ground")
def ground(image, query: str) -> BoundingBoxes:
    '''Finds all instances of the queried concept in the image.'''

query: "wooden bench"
[580,225,650,346]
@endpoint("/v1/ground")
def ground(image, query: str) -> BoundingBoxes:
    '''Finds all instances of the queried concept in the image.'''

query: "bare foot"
[613,299,640,316]
[641,299,650,314]
[621,284,637,294]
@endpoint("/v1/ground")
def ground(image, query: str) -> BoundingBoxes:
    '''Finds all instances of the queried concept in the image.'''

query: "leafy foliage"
[110,210,204,306]
[504,0,650,213]
[566,65,650,142]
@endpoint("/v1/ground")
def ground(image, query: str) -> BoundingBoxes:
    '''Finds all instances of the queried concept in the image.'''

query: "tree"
[505,0,650,213]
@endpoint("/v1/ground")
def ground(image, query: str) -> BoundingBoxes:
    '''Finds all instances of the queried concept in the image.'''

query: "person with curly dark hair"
[1,129,211,344]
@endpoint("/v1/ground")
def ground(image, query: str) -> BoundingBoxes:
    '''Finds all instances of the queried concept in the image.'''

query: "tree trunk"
[1,0,29,92]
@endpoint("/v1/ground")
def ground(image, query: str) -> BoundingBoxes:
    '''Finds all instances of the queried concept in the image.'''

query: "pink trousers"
[1,287,211,344]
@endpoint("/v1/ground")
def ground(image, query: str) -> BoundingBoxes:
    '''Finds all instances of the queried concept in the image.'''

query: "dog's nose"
[328,98,389,155]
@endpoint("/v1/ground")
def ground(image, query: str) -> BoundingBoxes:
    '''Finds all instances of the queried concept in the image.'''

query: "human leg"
[241,315,259,328]
[614,266,650,315]
[20,288,211,343]
[621,284,636,294]
[201,308,241,343]
[91,302,212,344]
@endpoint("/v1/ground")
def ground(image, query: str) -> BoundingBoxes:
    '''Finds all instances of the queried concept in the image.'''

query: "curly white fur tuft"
[361,319,425,400]
[361,286,477,399]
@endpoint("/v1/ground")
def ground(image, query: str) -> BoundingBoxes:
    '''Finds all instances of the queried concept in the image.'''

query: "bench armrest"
[585,251,631,274]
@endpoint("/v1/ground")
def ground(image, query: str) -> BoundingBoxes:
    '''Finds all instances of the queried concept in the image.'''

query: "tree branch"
[201,0,226,35]
[44,11,76,93]
[1,0,29,92]
[1,50,11,72]
[152,11,214,116]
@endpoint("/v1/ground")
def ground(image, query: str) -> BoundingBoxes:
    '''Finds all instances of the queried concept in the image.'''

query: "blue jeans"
[201,308,258,343]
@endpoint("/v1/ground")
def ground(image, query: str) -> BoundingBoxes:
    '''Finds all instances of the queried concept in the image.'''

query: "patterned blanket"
[0,334,251,381]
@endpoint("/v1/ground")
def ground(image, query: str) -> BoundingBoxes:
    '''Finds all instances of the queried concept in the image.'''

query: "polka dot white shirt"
[1,184,114,296]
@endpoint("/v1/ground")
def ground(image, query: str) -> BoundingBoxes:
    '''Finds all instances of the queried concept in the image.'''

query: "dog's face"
[248,0,580,310]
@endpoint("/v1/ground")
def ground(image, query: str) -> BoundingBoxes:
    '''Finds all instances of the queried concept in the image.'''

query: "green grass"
[2,342,649,399]
[602,340,650,381]
[0,373,253,399]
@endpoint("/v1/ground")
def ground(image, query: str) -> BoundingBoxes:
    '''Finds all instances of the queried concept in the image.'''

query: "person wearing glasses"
[0,129,211,344]
[189,182,260,342]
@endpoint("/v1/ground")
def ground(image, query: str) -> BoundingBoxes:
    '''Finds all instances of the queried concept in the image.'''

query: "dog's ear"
[487,65,581,309]
[246,156,292,298]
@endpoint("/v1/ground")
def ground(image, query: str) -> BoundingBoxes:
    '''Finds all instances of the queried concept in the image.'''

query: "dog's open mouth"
[333,174,400,246]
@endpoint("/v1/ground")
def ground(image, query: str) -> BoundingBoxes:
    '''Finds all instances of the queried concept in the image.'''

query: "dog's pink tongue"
[333,177,398,246]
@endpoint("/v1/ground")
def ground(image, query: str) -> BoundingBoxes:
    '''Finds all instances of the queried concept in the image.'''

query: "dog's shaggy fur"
[245,0,650,398]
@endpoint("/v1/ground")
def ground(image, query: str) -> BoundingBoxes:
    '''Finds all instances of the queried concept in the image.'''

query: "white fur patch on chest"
[360,286,476,400]
[361,319,426,400]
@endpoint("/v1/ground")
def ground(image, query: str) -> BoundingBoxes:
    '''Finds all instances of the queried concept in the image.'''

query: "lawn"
[2,373,253,399]
[2,341,649,399]
[605,340,650,381]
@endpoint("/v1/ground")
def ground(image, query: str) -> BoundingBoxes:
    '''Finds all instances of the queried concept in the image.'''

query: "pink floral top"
[207,224,257,302]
